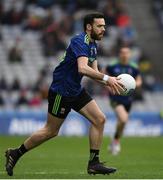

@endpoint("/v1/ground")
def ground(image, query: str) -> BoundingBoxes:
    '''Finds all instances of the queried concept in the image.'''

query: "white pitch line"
[0,170,85,175]
[1,170,162,180]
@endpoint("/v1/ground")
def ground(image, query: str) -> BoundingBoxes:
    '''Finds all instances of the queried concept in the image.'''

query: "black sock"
[89,149,99,163]
[17,144,28,157]
[114,132,120,140]
[114,129,122,140]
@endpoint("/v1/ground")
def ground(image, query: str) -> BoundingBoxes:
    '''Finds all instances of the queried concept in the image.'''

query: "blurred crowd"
[0,0,158,107]
[0,0,138,56]
[152,0,163,31]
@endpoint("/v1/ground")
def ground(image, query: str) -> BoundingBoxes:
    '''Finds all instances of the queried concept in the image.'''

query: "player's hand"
[106,77,125,95]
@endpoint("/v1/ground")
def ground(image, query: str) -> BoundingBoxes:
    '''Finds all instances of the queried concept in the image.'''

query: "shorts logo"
[60,108,65,114]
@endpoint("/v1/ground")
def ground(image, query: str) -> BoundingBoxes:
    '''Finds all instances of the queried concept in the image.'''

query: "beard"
[90,29,104,40]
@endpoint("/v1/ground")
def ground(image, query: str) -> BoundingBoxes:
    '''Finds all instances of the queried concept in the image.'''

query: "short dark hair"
[83,12,104,31]
[119,46,130,50]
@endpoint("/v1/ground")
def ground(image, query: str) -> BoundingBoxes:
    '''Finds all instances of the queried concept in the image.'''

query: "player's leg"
[114,104,129,140]
[109,104,129,155]
[24,113,64,150]
[78,100,116,174]
[5,113,65,176]
[80,100,105,150]
[5,90,70,176]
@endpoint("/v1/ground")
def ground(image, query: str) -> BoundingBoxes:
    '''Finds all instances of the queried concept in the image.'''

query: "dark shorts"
[110,100,132,112]
[48,89,92,118]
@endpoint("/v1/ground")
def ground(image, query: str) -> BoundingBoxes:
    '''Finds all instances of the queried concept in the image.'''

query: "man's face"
[119,48,131,64]
[90,18,106,40]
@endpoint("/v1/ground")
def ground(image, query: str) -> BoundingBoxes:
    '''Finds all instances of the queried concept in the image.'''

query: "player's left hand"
[106,77,125,95]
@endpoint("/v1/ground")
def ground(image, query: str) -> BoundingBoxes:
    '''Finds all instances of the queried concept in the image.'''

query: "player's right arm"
[130,62,142,88]
[135,75,142,88]
[77,57,123,95]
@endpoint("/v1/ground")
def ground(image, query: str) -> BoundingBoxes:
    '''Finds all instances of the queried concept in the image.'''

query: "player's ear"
[87,24,92,31]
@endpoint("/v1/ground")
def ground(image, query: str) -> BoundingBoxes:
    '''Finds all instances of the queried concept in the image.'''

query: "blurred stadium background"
[0,0,163,179]
[0,0,163,138]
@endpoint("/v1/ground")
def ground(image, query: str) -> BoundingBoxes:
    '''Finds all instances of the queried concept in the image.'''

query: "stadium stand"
[124,0,163,82]
[0,0,162,111]
[152,0,163,31]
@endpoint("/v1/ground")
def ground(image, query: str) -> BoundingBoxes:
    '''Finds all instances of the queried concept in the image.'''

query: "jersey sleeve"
[70,37,89,59]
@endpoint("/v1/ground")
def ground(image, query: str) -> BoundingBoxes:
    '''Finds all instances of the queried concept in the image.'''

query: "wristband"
[103,74,109,82]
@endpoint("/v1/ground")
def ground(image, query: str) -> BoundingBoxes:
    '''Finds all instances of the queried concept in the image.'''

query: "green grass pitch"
[0,136,163,179]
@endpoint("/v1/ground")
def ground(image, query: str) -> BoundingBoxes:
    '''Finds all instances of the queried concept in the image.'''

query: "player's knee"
[119,115,128,123]
[96,113,106,127]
